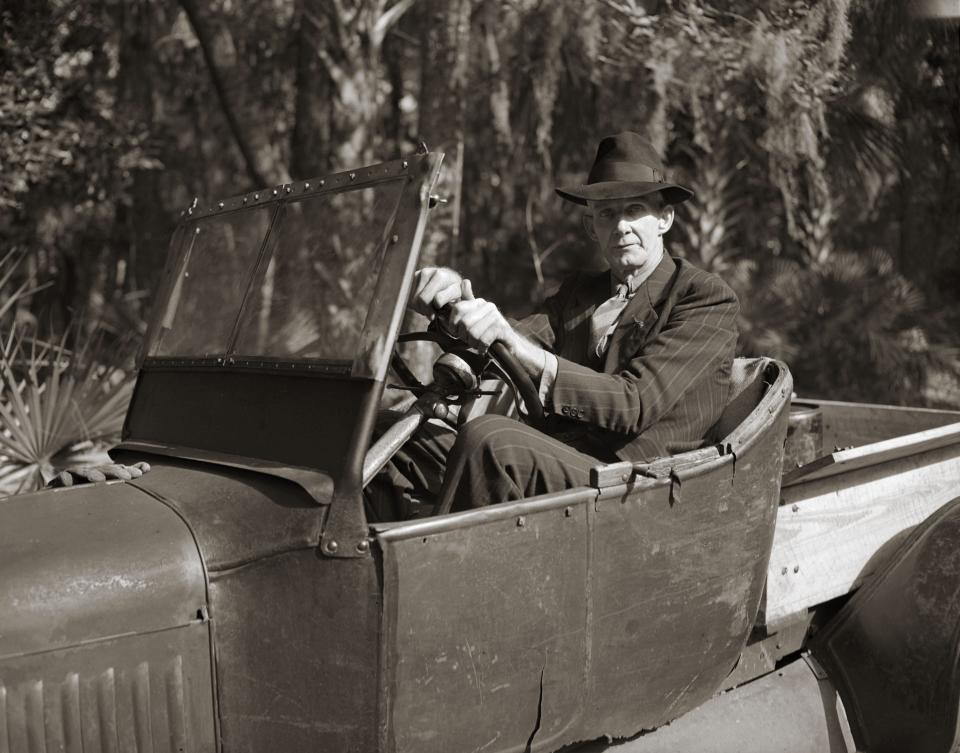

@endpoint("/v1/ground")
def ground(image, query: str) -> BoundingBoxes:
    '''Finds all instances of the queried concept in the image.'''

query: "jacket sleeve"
[548,274,739,435]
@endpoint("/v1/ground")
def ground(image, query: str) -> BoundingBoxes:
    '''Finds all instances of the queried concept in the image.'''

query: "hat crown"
[554,130,693,206]
[587,132,667,186]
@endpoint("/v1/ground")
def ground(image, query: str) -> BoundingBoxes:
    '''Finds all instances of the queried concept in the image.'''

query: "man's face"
[586,196,674,279]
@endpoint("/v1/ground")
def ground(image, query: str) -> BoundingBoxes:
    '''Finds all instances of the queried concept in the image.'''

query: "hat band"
[587,160,666,185]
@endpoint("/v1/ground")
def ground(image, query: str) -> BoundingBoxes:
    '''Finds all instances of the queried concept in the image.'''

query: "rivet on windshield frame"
[319,179,325,187]
[304,182,310,189]
[781,567,788,575]
[242,197,248,204]
[402,160,408,169]
[194,227,200,234]
[356,540,370,553]
[254,193,260,200]
[349,172,356,181]
[285,185,292,193]
[564,506,573,517]
[326,540,339,553]
[187,207,193,215]
[218,201,224,209]
[516,516,525,527]
[793,565,800,573]
[272,188,279,196]
[391,234,399,244]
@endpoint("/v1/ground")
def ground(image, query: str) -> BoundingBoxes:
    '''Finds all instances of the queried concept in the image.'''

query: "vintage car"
[2,152,960,753]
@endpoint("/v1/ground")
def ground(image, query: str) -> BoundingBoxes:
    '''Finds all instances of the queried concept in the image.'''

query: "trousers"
[368,412,601,519]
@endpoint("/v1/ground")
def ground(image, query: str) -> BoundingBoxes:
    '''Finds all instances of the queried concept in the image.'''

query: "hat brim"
[556,180,694,206]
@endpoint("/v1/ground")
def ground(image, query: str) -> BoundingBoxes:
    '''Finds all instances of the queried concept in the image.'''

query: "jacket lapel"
[602,253,677,373]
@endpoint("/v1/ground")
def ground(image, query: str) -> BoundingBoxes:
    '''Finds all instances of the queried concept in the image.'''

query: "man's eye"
[599,210,614,219]
[626,204,648,216]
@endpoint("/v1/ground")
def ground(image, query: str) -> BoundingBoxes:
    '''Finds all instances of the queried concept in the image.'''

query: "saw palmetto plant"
[0,329,135,497]
[0,250,136,497]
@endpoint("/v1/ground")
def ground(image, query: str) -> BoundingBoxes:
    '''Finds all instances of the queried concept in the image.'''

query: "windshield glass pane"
[232,180,405,360]
[150,207,273,357]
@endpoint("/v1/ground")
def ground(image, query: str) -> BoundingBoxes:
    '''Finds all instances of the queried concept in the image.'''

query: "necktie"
[589,281,631,359]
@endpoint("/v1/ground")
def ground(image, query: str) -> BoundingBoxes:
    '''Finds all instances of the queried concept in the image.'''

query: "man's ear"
[582,213,597,241]
[657,205,675,235]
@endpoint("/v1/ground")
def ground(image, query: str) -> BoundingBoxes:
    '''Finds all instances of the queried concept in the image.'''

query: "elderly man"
[385,131,739,515]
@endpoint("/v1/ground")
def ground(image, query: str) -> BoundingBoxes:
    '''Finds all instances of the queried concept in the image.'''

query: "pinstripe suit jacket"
[515,252,739,462]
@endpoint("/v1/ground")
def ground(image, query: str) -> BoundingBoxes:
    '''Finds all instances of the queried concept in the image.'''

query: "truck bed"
[764,399,960,629]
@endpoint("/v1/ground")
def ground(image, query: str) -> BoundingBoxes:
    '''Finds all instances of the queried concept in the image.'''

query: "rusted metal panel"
[0,622,216,753]
[573,655,854,753]
[208,549,381,753]
[579,362,791,739]
[125,456,324,571]
[815,495,960,753]
[0,482,206,658]
[378,488,596,753]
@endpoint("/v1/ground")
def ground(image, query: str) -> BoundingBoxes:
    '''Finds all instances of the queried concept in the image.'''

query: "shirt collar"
[610,248,668,297]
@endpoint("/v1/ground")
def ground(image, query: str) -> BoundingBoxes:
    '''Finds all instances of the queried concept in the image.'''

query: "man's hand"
[410,267,464,317]
[49,461,152,488]
[446,281,516,353]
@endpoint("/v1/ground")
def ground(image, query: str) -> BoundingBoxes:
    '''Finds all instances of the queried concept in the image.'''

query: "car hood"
[0,481,206,659]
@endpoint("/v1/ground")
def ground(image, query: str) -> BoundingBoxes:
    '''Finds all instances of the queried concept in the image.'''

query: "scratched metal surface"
[379,488,595,753]
[207,548,381,753]
[0,481,206,659]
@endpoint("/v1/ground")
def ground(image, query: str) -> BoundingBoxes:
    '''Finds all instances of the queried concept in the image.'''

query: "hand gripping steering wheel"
[361,321,546,489]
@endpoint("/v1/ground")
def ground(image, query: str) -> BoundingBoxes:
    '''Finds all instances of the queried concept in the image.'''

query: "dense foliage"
[1,0,958,491]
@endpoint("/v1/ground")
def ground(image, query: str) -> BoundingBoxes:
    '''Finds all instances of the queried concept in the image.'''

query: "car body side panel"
[207,549,381,753]
[814,495,960,753]
[378,489,594,753]
[580,368,790,737]
[0,623,216,753]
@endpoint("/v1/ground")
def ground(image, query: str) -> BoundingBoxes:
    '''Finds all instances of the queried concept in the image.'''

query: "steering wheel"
[392,328,545,430]
[362,325,546,490]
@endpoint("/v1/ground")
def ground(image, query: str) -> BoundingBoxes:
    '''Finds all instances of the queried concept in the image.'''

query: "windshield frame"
[141,154,442,381]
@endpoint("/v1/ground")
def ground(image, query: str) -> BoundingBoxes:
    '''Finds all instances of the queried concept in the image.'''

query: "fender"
[814,495,960,753]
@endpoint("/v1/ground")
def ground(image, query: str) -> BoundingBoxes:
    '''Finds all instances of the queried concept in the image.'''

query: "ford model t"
[3,152,960,753]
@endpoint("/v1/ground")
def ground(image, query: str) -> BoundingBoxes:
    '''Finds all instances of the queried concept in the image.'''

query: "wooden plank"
[799,397,960,451]
[783,420,960,486]
[763,442,960,628]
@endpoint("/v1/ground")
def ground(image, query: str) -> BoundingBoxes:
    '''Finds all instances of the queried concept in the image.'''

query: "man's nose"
[616,218,632,235]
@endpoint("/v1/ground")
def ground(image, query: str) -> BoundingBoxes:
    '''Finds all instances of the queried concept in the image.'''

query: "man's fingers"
[461,279,475,301]
[56,471,74,487]
[84,468,107,483]
[108,464,133,480]
[433,281,463,310]
[132,461,152,473]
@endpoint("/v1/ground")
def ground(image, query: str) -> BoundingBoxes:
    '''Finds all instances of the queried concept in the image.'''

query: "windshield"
[148,178,406,362]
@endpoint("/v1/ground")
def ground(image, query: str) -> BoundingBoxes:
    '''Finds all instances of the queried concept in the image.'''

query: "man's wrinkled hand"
[410,267,464,317]
[447,280,516,353]
[50,461,152,488]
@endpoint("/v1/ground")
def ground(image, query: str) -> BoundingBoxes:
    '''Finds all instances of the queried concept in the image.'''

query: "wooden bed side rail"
[761,429,960,630]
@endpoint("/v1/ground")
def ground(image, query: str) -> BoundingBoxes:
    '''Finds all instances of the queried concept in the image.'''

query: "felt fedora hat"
[556,131,694,206]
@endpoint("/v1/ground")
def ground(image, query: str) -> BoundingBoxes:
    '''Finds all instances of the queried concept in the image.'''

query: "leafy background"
[1,0,958,494]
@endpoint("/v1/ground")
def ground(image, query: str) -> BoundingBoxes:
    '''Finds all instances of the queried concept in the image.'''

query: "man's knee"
[454,414,524,456]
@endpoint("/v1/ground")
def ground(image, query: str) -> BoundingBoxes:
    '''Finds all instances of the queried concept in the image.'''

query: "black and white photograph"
[1,0,959,751]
